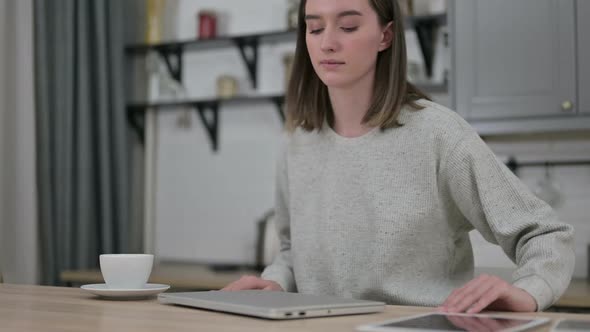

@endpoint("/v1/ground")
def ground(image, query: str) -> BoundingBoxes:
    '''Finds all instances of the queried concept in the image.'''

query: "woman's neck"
[328,71,375,138]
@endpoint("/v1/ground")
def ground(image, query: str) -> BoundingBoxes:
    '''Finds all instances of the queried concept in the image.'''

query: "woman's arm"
[259,145,296,291]
[439,130,574,312]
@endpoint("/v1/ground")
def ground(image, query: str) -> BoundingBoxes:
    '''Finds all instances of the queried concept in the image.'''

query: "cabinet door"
[579,0,590,114]
[453,0,576,120]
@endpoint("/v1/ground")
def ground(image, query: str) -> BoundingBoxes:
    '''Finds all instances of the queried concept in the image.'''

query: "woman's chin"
[320,77,355,89]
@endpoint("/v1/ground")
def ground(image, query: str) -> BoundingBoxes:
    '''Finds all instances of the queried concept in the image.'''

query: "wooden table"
[60,263,258,290]
[61,263,590,310]
[553,278,590,309]
[1,284,590,332]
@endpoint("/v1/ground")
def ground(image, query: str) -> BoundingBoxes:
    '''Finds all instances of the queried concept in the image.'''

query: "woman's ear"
[378,21,394,51]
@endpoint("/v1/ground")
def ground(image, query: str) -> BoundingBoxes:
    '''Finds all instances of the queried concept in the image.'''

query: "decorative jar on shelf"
[198,10,217,39]
[146,0,164,43]
[216,75,238,99]
[287,0,299,30]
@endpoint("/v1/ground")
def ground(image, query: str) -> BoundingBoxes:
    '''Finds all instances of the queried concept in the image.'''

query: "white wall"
[149,0,448,265]
[152,0,291,264]
[0,0,39,284]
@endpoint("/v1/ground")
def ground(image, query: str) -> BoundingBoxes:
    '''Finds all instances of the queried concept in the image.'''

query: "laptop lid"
[158,290,385,320]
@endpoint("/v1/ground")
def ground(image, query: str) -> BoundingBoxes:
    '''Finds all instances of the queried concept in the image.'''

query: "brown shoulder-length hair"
[285,0,430,132]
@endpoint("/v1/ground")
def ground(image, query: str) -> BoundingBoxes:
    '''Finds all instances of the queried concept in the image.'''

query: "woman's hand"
[221,275,284,291]
[438,274,537,313]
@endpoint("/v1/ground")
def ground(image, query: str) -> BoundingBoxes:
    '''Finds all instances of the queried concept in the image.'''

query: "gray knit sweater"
[261,100,574,311]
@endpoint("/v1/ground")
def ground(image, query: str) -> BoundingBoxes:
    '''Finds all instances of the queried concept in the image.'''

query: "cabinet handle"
[561,100,574,111]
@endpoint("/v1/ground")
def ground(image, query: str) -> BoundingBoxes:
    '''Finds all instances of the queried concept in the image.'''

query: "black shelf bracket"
[234,36,260,89]
[506,157,519,174]
[127,107,145,143]
[413,21,437,78]
[126,94,285,151]
[158,45,184,83]
[407,14,446,78]
[194,101,220,151]
[270,96,285,123]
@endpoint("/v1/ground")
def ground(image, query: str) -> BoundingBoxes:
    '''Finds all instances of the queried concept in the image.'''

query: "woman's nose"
[320,29,339,53]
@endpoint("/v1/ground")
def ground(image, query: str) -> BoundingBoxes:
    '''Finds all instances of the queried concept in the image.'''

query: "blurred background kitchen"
[1,0,589,312]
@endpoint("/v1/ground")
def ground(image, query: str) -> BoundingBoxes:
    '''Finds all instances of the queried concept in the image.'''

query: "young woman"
[223,0,574,313]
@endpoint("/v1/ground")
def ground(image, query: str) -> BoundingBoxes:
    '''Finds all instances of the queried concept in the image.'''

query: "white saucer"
[81,283,170,298]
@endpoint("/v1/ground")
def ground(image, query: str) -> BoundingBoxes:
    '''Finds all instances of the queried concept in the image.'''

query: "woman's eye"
[309,28,324,34]
[341,27,358,32]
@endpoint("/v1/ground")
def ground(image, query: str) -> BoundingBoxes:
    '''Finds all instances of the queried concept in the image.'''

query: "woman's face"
[304,0,391,89]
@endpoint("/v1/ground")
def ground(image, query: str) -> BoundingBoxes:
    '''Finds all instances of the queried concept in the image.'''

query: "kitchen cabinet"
[451,0,590,135]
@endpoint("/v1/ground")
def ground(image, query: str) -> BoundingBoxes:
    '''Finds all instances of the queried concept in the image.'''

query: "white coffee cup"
[99,254,154,289]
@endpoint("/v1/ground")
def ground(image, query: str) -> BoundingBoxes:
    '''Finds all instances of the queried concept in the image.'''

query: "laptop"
[158,290,386,319]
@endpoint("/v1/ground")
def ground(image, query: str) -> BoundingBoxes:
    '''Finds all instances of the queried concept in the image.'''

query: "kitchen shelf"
[126,30,297,86]
[127,94,285,150]
[406,13,447,77]
[126,30,296,55]
[406,12,447,26]
[127,79,446,148]
[125,13,447,151]
[413,82,448,94]
[125,13,447,84]
[506,156,590,175]
[125,14,446,54]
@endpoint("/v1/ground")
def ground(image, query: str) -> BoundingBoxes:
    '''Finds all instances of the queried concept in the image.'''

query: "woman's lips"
[320,60,345,70]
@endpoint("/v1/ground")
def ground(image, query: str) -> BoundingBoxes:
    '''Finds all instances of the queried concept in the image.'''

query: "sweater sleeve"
[260,144,297,292]
[440,130,575,311]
